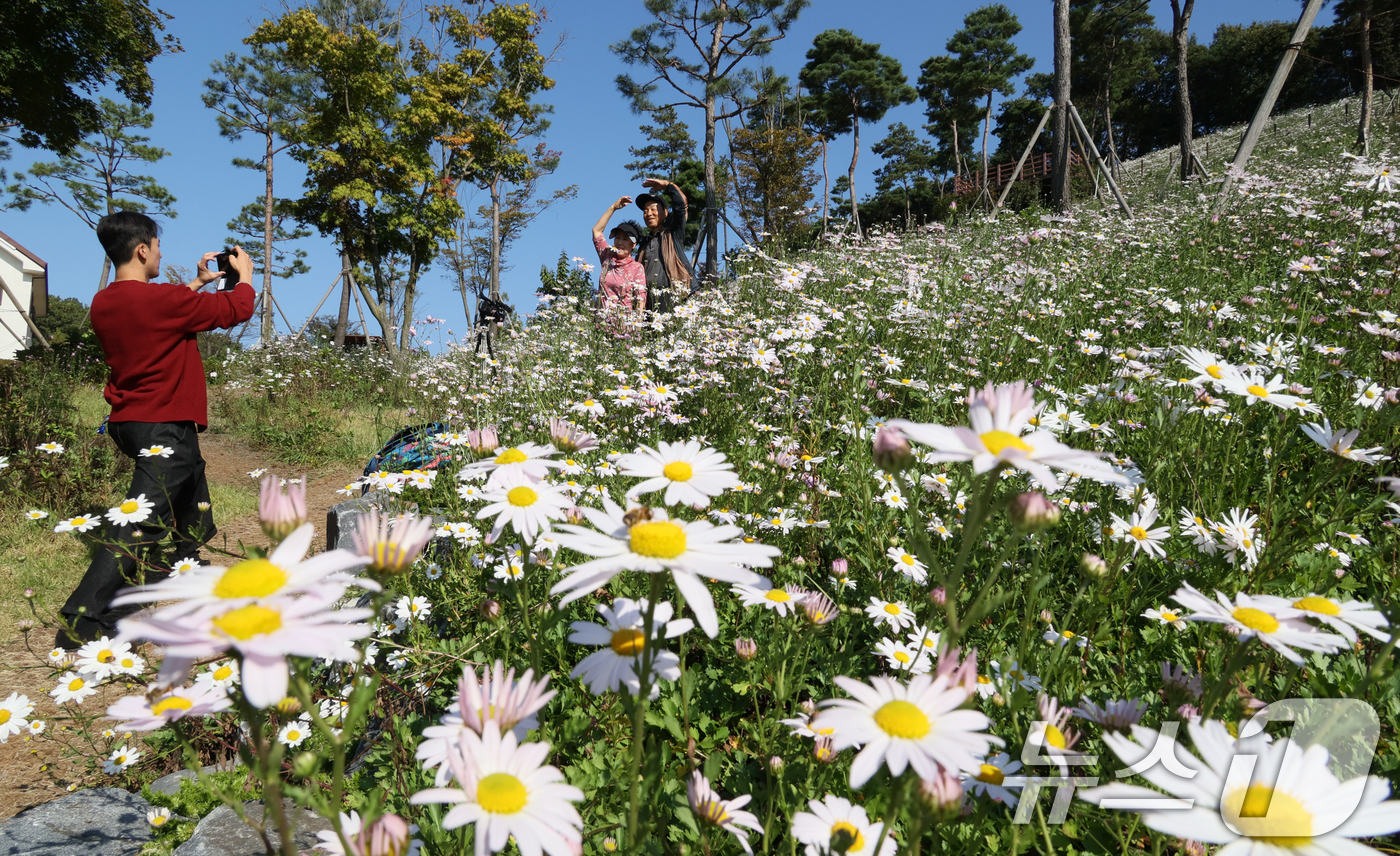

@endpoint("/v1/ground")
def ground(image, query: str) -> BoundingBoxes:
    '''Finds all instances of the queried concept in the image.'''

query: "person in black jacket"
[634,177,698,313]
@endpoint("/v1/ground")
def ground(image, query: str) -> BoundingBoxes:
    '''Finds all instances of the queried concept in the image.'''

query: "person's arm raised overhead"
[642,177,686,232]
[592,196,633,239]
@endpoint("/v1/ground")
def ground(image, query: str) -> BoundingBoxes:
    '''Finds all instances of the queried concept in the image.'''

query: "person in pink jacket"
[590,195,646,314]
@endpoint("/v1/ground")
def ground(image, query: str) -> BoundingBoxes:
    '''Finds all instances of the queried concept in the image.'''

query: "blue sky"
[2,0,1329,342]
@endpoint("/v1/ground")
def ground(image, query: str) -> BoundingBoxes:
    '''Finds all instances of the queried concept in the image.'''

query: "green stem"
[625,574,665,856]
[1200,639,1252,720]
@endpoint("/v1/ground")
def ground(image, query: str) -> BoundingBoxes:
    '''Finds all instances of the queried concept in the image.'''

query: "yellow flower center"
[884,603,902,616]
[287,729,301,741]
[97,649,115,663]
[1206,365,1224,379]
[1060,630,1075,638]
[371,542,411,573]
[583,400,596,406]
[663,461,694,481]
[894,651,911,664]
[977,675,992,685]
[1233,607,1280,633]
[494,448,527,465]
[477,772,528,814]
[610,628,646,656]
[980,430,1033,455]
[1129,526,1149,541]
[214,559,288,600]
[1247,385,1270,398]
[764,589,792,603]
[900,554,915,566]
[151,815,167,826]
[213,605,283,640]
[1223,784,1313,844]
[696,799,730,825]
[873,700,930,739]
[1293,596,1341,616]
[975,763,1005,785]
[629,521,687,559]
[0,711,9,725]
[1161,611,1179,622]
[68,678,85,692]
[507,486,538,507]
[120,500,139,514]
[213,666,233,681]
[120,658,135,668]
[1044,724,1067,749]
[151,696,194,716]
[830,822,865,853]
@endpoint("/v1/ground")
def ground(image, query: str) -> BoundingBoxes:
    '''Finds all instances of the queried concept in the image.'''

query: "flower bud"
[23,588,34,599]
[468,426,500,457]
[1007,492,1060,533]
[292,751,319,778]
[768,755,785,772]
[276,696,303,714]
[929,587,947,606]
[831,557,848,575]
[564,506,586,525]
[919,769,965,823]
[16,619,33,633]
[603,837,618,853]
[872,426,914,474]
[1080,553,1110,579]
[480,599,503,621]
[1039,609,1053,623]
[813,735,837,764]
[259,474,308,543]
[734,637,757,660]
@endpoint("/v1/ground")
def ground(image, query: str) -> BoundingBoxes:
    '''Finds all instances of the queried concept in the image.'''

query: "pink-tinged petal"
[238,652,288,709]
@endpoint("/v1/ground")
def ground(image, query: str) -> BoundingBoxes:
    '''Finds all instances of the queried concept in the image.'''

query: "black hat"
[635,193,667,212]
[610,220,643,242]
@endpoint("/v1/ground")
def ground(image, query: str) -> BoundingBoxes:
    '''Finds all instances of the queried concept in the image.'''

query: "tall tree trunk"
[1052,0,1073,212]
[703,94,718,282]
[400,265,417,352]
[1102,78,1120,175]
[1358,0,1373,155]
[1170,0,1196,180]
[820,136,830,236]
[97,257,111,293]
[847,117,862,234]
[981,92,992,202]
[261,129,276,345]
[952,119,962,195]
[489,174,502,300]
[334,251,351,348]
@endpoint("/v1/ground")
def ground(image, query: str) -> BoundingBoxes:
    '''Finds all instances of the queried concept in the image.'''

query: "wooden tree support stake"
[1213,0,1325,213]
[1067,102,1133,217]
[296,272,344,338]
[990,106,1053,221]
[0,272,50,350]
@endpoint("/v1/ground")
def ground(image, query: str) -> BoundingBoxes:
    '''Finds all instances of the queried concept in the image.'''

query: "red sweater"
[92,280,256,427]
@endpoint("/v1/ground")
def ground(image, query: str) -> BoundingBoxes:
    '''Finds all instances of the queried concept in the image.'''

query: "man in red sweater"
[58,211,256,647]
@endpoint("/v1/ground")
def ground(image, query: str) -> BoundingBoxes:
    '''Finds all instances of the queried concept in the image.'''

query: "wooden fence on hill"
[953,151,1083,196]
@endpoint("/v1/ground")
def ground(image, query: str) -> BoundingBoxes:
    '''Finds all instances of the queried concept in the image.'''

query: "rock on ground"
[173,799,333,856]
[0,787,154,856]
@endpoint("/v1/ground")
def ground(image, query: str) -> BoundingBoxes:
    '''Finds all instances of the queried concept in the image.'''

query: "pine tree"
[945,5,1034,204]
[798,29,916,234]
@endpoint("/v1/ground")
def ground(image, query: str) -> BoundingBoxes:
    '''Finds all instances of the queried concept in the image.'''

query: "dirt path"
[0,433,363,821]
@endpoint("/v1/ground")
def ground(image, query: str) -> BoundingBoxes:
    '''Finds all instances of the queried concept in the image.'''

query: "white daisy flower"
[990,660,1042,693]
[194,660,240,690]
[1081,719,1400,854]
[1301,420,1391,464]
[278,718,311,747]
[460,441,562,488]
[864,597,916,631]
[74,637,136,682]
[1251,594,1391,644]
[816,673,1000,788]
[51,671,100,704]
[408,723,584,856]
[884,546,928,583]
[731,580,807,617]
[1142,605,1188,631]
[962,752,1025,806]
[567,598,692,697]
[36,442,65,454]
[790,794,895,856]
[105,494,155,527]
[686,771,764,855]
[550,496,779,637]
[1171,583,1348,665]
[139,445,175,458]
[1110,501,1171,558]
[54,514,101,533]
[0,692,35,742]
[892,382,1129,490]
[619,439,741,508]
[874,638,929,675]
[25,509,48,520]
[104,744,141,774]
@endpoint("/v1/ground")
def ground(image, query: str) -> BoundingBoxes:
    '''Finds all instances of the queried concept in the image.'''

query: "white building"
[0,228,49,360]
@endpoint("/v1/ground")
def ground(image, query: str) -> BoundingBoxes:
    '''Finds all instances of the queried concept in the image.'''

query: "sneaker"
[54,615,113,650]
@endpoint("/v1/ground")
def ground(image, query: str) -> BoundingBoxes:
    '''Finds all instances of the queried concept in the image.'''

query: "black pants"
[61,420,216,625]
